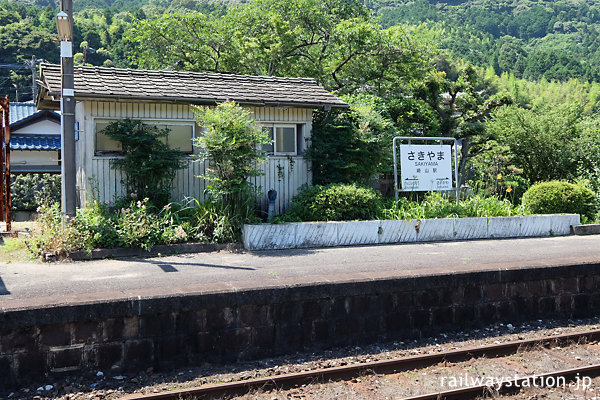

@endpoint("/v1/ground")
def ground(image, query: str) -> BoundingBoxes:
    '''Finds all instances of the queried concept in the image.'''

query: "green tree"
[193,101,271,209]
[386,97,440,136]
[413,57,512,186]
[126,0,435,96]
[369,0,600,82]
[496,36,527,77]
[487,104,582,184]
[307,95,396,185]
[572,115,600,203]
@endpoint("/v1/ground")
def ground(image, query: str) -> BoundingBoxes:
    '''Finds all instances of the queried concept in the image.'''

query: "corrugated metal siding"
[80,101,312,214]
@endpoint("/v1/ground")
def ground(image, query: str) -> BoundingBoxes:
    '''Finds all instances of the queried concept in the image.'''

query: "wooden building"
[36,64,347,214]
[9,102,60,174]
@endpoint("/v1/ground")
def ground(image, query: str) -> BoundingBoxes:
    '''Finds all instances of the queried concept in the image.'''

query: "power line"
[0,63,29,69]
[0,77,13,86]
[0,57,45,99]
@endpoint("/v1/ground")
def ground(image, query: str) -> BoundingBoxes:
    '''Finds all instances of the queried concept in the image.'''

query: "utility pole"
[57,0,77,218]
[30,55,37,101]
[0,60,37,102]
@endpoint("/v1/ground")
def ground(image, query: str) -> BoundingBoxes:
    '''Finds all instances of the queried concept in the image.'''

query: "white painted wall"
[12,118,60,135]
[76,100,313,214]
[11,150,59,166]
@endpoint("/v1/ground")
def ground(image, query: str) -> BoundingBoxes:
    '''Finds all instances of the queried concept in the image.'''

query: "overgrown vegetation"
[10,174,60,211]
[11,0,600,258]
[26,103,267,258]
[381,193,524,221]
[25,198,240,258]
[102,119,187,207]
[282,187,524,222]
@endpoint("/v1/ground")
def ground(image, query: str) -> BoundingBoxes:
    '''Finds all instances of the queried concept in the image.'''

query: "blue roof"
[10,134,61,151]
[9,102,60,126]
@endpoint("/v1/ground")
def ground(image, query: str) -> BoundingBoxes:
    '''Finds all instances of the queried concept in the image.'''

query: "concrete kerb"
[572,224,600,235]
[243,214,581,250]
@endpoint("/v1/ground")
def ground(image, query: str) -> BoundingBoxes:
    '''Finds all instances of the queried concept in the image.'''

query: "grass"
[0,221,38,263]
[0,236,35,263]
[380,192,526,220]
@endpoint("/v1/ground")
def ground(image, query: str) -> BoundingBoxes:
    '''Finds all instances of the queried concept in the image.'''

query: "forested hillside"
[7,0,231,11]
[4,0,600,100]
[3,0,600,221]
[370,0,600,82]
[0,0,225,101]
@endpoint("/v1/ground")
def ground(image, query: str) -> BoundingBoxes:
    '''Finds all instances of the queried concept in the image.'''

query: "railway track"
[123,329,600,400]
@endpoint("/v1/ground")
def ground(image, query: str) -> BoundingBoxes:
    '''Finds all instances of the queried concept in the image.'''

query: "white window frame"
[93,118,196,157]
[262,124,298,156]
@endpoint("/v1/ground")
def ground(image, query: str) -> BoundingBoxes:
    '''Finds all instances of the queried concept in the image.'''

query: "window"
[261,125,298,156]
[163,124,194,152]
[95,120,194,155]
[96,121,122,153]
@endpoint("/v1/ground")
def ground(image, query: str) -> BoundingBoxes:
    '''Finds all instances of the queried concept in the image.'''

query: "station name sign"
[400,144,453,191]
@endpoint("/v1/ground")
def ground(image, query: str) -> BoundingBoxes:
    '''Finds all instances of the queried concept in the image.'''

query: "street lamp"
[56,1,77,218]
[55,11,72,41]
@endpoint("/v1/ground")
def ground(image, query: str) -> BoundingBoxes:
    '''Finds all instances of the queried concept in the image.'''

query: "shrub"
[74,201,119,250]
[10,174,61,211]
[102,119,187,207]
[193,101,270,209]
[25,203,81,258]
[521,180,595,219]
[192,101,268,238]
[288,183,383,221]
[26,196,244,258]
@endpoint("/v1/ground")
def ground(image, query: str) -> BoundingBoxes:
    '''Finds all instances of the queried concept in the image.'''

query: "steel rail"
[122,329,600,400]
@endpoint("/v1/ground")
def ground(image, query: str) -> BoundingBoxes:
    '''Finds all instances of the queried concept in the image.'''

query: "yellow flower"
[497,173,503,180]
[506,187,513,193]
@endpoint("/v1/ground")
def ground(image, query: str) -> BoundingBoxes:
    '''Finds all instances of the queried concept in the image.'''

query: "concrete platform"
[1,235,600,388]
[1,235,599,311]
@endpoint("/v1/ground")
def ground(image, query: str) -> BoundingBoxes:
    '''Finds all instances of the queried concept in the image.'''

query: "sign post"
[393,137,459,204]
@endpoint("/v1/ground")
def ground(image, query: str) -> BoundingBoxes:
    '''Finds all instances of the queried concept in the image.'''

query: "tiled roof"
[10,134,61,151]
[38,64,349,109]
[8,102,60,126]
[9,102,37,125]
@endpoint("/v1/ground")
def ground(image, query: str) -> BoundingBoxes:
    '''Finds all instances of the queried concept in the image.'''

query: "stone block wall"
[1,262,600,389]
